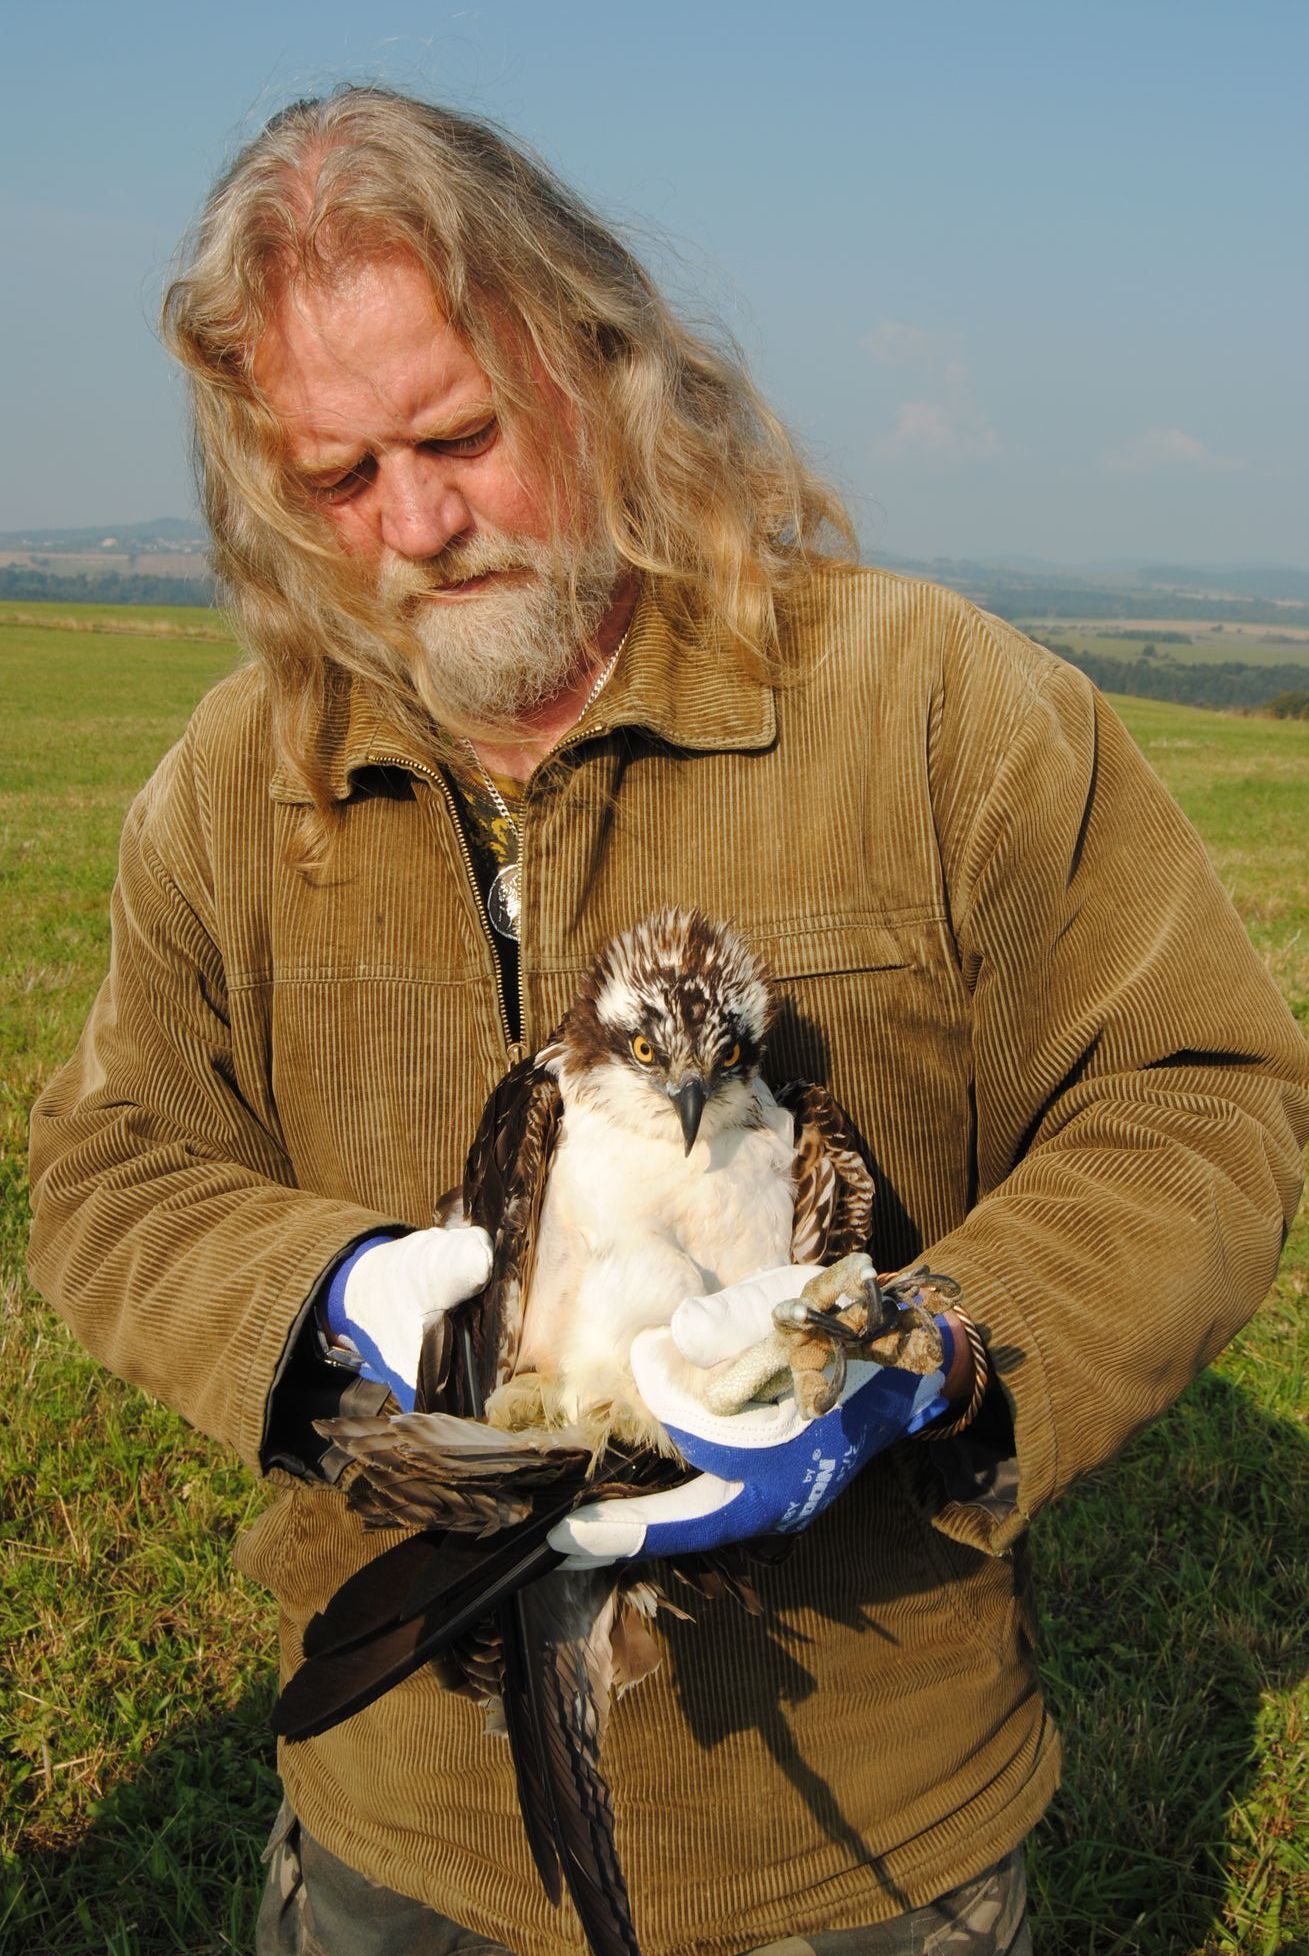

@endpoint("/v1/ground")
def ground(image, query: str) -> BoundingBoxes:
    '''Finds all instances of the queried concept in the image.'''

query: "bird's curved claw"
[770,1298,871,1346]
[695,1256,959,1419]
[768,1254,952,1395]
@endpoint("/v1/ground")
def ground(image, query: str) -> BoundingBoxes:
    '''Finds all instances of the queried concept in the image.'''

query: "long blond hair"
[162,86,854,831]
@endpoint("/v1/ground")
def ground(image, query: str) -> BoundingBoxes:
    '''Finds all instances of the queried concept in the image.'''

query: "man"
[27,87,1309,1956]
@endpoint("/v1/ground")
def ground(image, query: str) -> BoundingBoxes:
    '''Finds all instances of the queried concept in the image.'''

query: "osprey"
[275,909,948,1956]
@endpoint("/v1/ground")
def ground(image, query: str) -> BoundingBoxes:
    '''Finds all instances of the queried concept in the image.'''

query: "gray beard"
[378,527,622,734]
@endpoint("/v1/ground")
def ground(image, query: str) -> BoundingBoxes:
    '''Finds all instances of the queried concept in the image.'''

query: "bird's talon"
[794,1368,841,1418]
[882,1264,961,1306]
[771,1298,867,1345]
[797,1251,872,1297]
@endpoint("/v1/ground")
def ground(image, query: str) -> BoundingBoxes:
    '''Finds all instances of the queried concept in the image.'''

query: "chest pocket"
[754,917,973,1268]
[763,920,908,979]
[752,919,910,1083]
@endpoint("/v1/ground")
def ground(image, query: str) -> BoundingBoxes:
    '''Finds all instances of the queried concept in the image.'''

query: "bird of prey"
[274,908,949,1956]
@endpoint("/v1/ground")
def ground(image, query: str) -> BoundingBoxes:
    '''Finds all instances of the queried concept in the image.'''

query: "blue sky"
[3,1,1306,565]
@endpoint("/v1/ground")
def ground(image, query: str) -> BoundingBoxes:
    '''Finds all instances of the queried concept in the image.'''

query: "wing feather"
[319,1410,594,1532]
[457,1050,564,1405]
[775,1079,875,1263]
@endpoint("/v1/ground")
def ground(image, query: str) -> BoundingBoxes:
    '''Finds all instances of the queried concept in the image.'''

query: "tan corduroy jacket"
[29,568,1309,1955]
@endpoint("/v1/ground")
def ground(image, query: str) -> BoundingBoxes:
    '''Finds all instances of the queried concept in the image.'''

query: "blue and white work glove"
[548,1264,953,1564]
[322,1225,493,1412]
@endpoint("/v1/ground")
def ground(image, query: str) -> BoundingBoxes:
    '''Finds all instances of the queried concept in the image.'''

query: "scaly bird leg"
[698,1254,954,1419]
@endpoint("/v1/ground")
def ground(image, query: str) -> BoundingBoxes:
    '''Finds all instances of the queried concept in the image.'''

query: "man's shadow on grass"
[2,1681,279,1956]
[660,1366,1306,1956]
[6,1372,1305,1956]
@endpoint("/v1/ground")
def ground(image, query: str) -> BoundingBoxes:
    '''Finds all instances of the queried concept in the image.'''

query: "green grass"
[1119,698,1309,1033]
[1,619,241,1079]
[1,615,1305,1954]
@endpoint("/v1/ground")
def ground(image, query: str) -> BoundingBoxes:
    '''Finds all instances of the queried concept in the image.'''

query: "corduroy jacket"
[28,567,1309,1955]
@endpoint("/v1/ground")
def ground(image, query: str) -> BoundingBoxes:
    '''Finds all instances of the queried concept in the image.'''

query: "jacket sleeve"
[920,613,1309,1554]
[27,734,403,1476]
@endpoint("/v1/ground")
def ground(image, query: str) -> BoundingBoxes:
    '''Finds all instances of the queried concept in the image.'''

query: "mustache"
[377,532,554,606]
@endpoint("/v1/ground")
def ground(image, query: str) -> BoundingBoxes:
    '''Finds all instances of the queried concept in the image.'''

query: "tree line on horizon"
[976,582,1309,633]
[1037,639,1309,716]
[0,565,215,607]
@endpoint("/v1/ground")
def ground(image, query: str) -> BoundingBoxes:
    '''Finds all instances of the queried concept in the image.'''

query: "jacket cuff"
[920,1384,1024,1553]
[261,1234,404,1483]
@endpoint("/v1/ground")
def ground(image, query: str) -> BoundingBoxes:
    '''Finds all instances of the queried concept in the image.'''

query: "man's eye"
[311,459,374,504]
[427,420,497,458]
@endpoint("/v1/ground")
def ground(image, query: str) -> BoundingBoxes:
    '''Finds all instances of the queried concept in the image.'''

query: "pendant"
[488,862,521,941]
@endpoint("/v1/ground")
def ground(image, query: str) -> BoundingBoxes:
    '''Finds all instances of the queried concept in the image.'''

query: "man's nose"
[377,453,471,560]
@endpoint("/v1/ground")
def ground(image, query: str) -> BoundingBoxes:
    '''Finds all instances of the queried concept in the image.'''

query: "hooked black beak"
[673,1075,707,1155]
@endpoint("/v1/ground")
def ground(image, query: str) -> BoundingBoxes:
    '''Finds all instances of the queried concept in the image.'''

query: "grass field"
[0,602,228,638]
[1,607,1306,1955]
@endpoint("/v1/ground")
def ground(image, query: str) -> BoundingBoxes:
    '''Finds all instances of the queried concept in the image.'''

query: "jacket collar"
[268,581,777,804]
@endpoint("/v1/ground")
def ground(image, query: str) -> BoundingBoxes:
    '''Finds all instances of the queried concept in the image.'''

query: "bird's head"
[551,909,776,1153]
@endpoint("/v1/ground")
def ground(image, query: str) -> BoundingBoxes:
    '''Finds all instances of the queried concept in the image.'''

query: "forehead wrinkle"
[291,393,499,479]
[276,371,493,475]
[254,260,498,471]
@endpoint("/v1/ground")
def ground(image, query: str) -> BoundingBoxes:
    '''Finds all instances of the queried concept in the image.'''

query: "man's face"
[254,253,619,731]
[255,252,550,570]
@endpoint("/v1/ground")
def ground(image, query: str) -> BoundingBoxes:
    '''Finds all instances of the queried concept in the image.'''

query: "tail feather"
[300,1529,455,1659]
[277,1445,676,1732]
[502,1568,643,1956]
[274,1512,568,1739]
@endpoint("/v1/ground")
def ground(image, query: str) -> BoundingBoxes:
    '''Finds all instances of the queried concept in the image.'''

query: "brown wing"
[775,1079,875,1264]
[321,1410,595,1532]
[450,1046,564,1410]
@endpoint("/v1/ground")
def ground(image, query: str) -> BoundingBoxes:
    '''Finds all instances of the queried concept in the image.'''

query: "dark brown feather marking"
[776,1079,876,1262]
[561,907,775,1079]
[458,1055,564,1402]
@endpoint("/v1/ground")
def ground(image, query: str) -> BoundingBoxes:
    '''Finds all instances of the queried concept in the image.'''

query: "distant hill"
[873,554,1309,632]
[6,526,1309,635]
[1132,564,1309,606]
[0,517,211,605]
[0,517,207,552]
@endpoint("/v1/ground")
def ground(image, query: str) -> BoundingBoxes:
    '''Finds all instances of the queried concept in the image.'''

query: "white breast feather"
[517,1080,795,1427]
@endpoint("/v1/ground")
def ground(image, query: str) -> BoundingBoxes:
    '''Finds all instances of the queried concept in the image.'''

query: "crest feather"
[563,907,775,1073]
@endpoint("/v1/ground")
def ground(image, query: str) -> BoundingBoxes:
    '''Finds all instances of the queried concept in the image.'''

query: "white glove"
[323,1226,493,1411]
[551,1259,950,1564]
[549,1263,949,1565]
[667,1263,826,1366]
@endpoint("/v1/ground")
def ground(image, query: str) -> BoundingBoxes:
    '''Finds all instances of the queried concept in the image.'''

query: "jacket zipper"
[370,753,521,1062]
[372,716,612,1065]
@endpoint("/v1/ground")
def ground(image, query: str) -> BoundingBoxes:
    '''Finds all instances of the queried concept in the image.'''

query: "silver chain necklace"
[463,628,629,941]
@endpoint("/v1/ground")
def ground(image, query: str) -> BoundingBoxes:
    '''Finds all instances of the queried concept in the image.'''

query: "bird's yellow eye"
[631,1034,655,1065]
[722,1040,742,1068]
